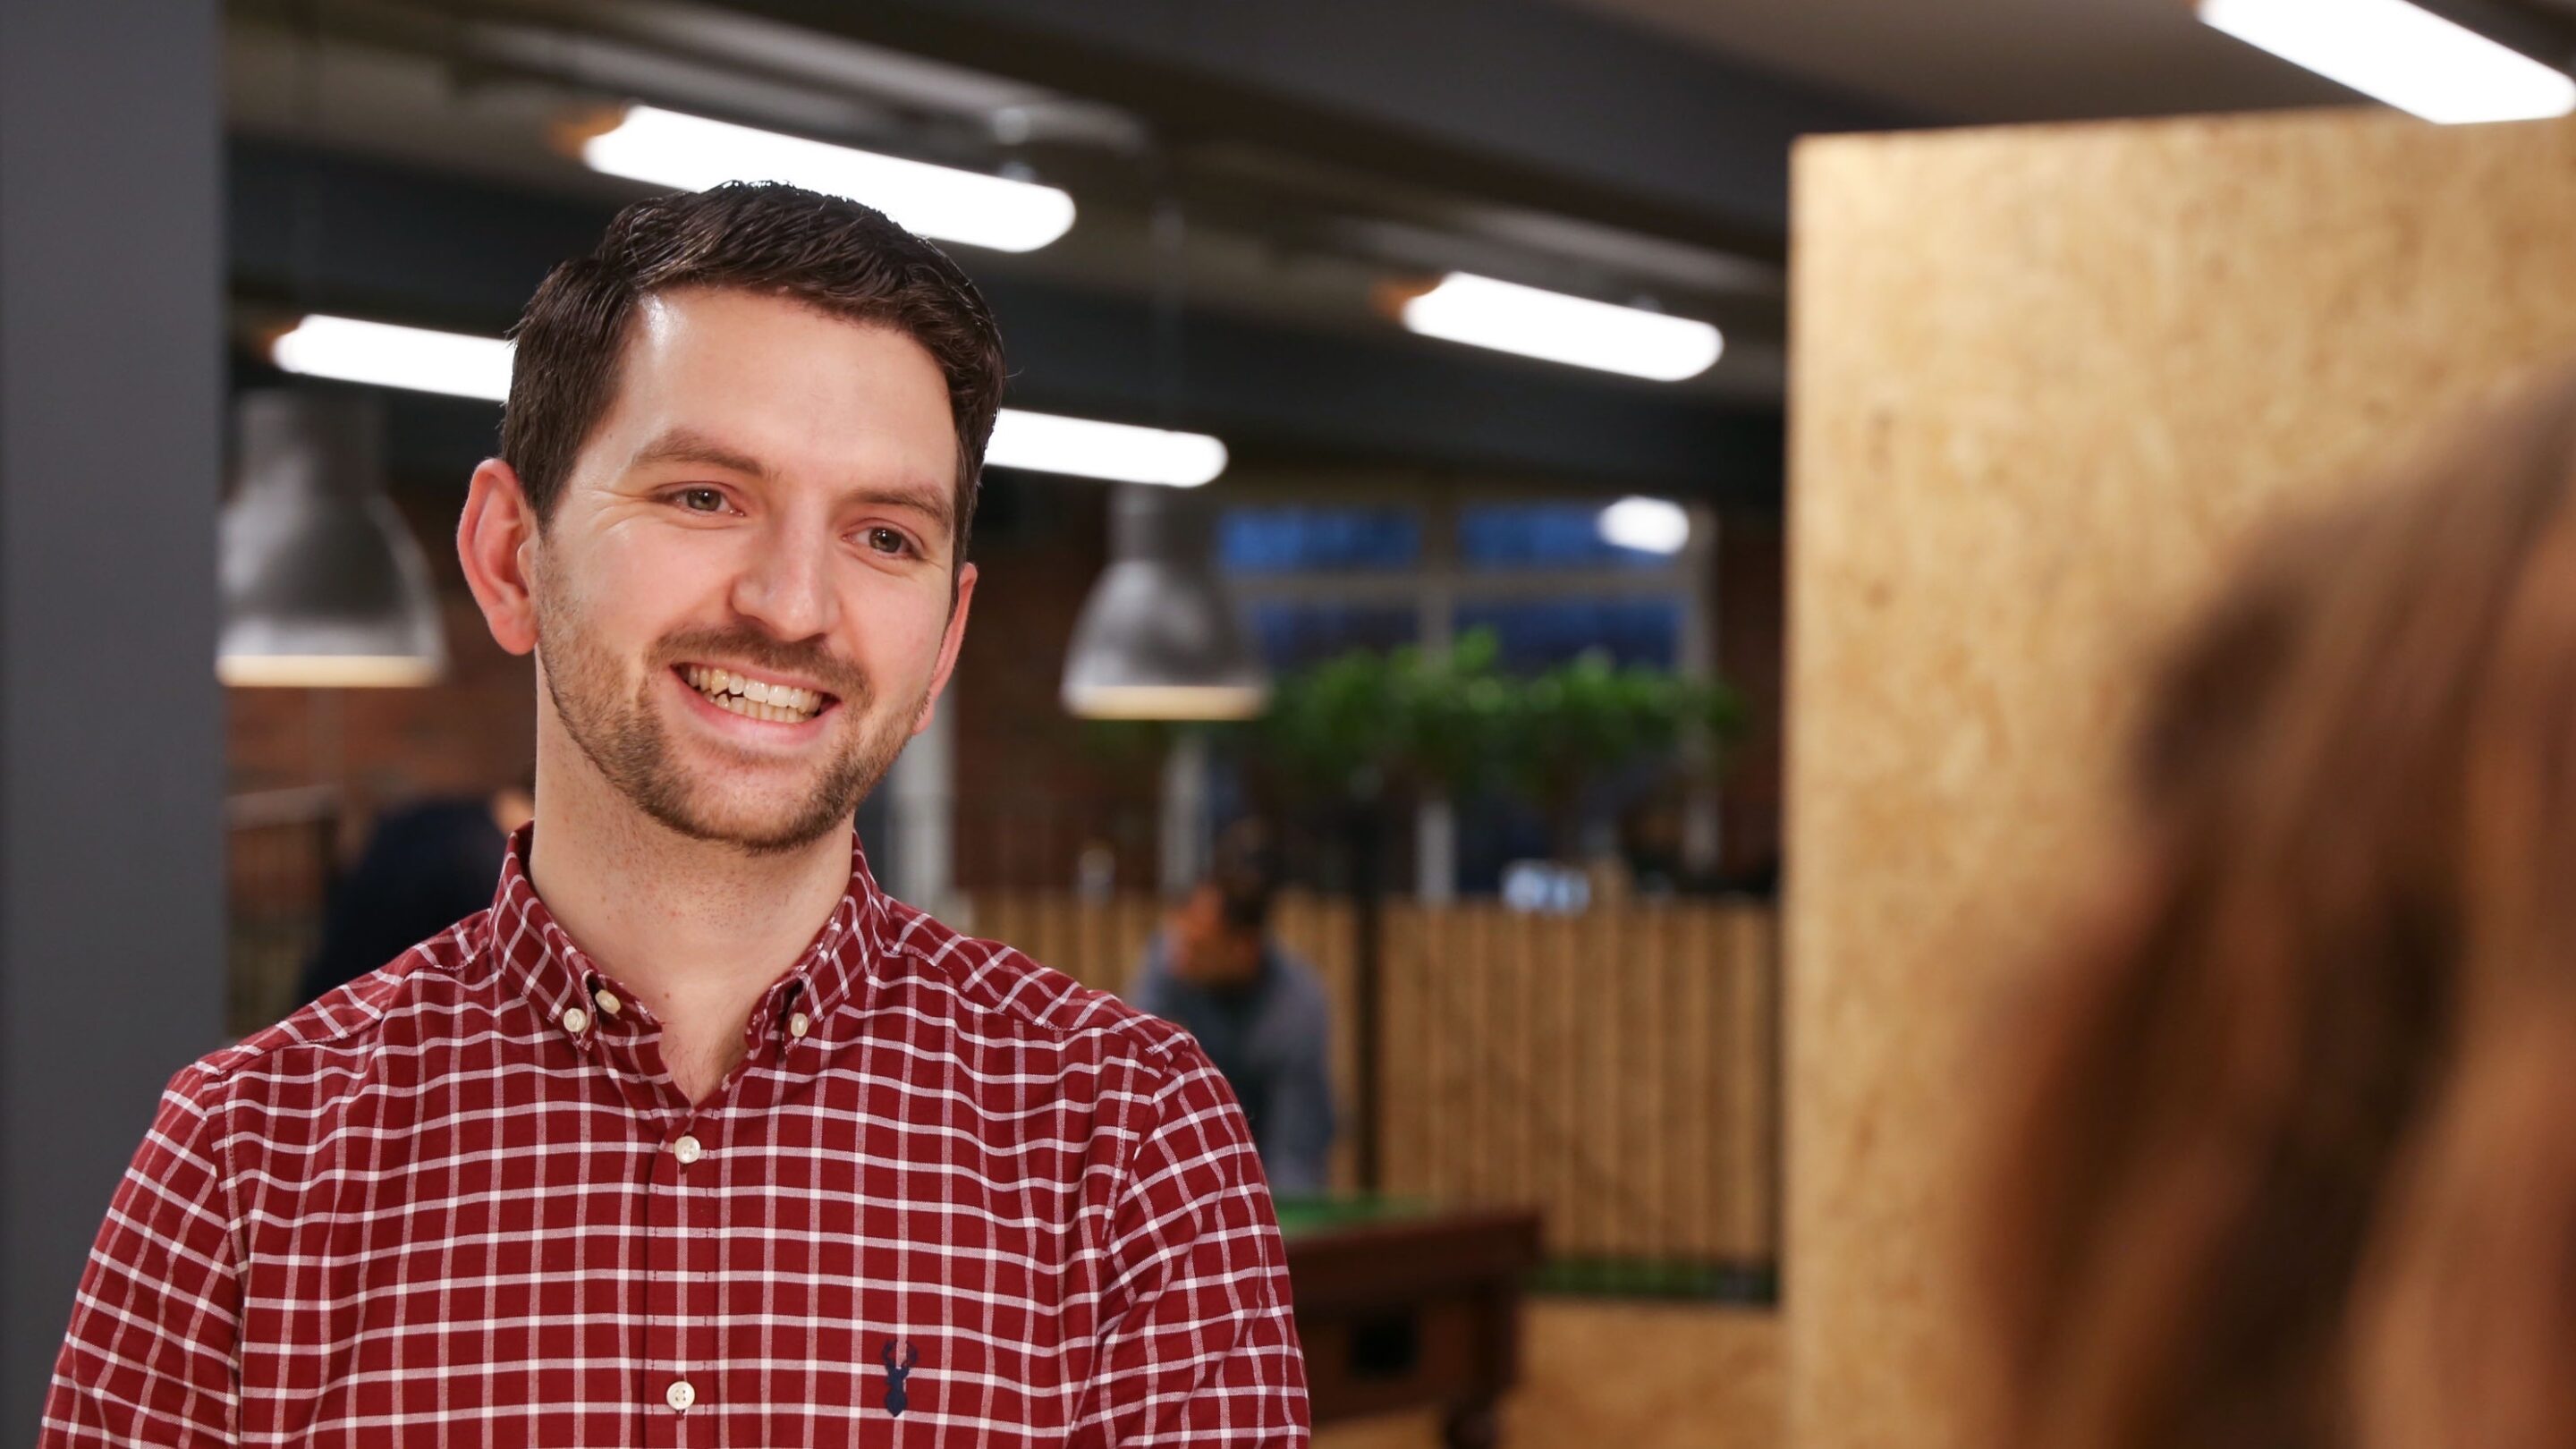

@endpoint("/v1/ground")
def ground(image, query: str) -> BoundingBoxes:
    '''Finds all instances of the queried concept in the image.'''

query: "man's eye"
[675,487,727,513]
[866,527,913,555]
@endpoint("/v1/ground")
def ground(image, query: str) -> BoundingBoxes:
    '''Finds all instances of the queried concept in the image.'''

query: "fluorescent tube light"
[1062,682,1271,721]
[1399,273,1722,382]
[580,105,1076,253]
[273,317,1227,487]
[219,654,444,688]
[272,316,513,401]
[1597,496,1690,555]
[985,411,1228,487]
[2199,0,2576,123]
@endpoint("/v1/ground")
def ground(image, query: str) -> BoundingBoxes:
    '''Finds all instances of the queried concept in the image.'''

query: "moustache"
[653,628,871,704]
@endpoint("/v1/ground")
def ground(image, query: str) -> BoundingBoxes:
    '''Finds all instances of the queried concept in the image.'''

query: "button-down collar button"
[561,1006,590,1034]
[788,1012,810,1038]
[665,1379,696,1412]
[592,988,621,1016]
[672,1134,704,1166]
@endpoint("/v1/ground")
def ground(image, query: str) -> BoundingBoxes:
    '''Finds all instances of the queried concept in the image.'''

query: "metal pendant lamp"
[1057,191,1264,722]
[217,389,445,687]
[1059,483,1267,720]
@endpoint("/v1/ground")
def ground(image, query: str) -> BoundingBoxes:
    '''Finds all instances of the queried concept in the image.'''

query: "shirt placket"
[545,917,846,1445]
[644,1105,719,1447]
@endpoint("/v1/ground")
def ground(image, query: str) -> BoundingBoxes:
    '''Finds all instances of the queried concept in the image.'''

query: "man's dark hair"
[1206,819,1283,936]
[500,182,1006,561]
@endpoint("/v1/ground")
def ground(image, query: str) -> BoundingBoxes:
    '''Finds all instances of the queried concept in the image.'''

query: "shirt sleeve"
[41,1063,241,1448]
[1073,1047,1311,1448]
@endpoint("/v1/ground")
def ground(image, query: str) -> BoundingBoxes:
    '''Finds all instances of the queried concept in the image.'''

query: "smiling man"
[43,184,1309,1447]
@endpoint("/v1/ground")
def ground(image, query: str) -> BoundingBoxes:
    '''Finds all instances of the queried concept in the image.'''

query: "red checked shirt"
[43,829,1309,1446]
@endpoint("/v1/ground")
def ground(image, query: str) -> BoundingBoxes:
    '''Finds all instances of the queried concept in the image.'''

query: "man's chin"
[627,762,864,855]
[646,796,853,856]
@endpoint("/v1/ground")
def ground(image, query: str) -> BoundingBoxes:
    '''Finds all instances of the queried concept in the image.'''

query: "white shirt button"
[561,1006,589,1034]
[665,1378,696,1412]
[788,1012,810,1038]
[672,1134,704,1166]
[593,988,621,1016]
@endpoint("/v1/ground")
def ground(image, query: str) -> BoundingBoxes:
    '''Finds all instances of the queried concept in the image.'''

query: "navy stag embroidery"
[880,1340,919,1418]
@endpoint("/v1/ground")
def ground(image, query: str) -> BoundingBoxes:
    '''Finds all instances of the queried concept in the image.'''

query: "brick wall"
[225,489,534,852]
[944,480,1165,893]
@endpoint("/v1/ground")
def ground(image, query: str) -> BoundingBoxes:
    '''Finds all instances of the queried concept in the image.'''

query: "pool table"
[1274,1198,1546,1448]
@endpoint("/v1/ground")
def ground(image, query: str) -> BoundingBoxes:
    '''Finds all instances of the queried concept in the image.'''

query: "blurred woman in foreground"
[1985,369,2576,1449]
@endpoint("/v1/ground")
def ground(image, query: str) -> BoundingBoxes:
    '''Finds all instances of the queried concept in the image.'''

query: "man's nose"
[730,521,838,640]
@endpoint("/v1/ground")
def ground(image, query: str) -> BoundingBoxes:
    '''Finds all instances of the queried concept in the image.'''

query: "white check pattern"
[42,828,1310,1446]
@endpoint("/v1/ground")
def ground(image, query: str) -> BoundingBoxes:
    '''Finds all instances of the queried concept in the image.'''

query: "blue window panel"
[1453,597,1682,671]
[1458,502,1669,572]
[1246,600,1419,670]
[1453,798,1556,895]
[1218,505,1422,574]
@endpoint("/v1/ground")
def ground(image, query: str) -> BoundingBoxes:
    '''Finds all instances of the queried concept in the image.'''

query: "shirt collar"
[485,823,890,1059]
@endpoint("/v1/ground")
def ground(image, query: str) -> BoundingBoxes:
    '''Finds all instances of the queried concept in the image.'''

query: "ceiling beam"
[711,0,1924,260]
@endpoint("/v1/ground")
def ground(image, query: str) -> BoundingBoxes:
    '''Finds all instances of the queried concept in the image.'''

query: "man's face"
[1169,886,1261,987]
[527,286,973,854]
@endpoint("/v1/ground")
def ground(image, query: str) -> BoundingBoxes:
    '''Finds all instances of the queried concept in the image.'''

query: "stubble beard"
[534,574,921,856]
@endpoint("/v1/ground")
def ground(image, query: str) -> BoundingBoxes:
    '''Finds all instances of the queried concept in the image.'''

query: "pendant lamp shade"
[1061,485,1267,720]
[217,390,445,687]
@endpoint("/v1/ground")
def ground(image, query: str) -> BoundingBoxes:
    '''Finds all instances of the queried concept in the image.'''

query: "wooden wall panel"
[970,891,1779,1260]
[1789,108,2576,1449]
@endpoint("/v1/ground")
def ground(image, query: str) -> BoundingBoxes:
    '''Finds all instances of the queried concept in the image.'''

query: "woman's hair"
[1983,367,2576,1449]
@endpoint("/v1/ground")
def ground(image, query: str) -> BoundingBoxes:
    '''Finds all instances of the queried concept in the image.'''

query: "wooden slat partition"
[966,890,1779,1265]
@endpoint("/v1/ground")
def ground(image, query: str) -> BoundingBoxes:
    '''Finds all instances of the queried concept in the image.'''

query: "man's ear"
[911,561,978,737]
[459,458,541,657]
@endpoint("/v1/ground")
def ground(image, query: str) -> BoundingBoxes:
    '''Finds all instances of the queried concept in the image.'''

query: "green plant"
[1258,629,1744,817]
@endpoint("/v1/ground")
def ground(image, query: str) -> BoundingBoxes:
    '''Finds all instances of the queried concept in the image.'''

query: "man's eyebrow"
[848,481,956,540]
[627,425,954,538]
[626,428,772,479]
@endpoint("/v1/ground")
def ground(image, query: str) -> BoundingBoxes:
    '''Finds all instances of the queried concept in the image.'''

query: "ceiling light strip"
[268,316,1226,487]
[2199,0,2576,123]
[580,105,1076,253]
[1399,272,1722,382]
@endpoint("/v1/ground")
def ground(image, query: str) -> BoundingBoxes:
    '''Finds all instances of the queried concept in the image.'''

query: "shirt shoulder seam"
[199,927,483,1081]
[877,902,1201,1065]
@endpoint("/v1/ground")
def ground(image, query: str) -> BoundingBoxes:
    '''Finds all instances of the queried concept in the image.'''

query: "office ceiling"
[1561,0,2364,124]
[242,0,2475,487]
[225,0,1831,494]
[226,0,1816,406]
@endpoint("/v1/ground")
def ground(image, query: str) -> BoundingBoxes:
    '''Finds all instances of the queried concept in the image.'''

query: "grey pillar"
[0,2,225,1436]
[1158,730,1213,896]
[886,695,957,916]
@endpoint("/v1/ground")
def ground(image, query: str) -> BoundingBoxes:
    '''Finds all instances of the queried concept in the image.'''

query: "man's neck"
[527,746,852,1106]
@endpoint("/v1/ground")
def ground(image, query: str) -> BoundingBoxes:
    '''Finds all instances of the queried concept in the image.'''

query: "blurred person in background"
[294,777,534,1004]
[1981,367,2576,1449]
[1129,820,1337,1195]
[45,182,1306,1447]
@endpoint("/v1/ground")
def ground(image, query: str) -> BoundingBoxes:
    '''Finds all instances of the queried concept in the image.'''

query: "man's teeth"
[682,665,826,723]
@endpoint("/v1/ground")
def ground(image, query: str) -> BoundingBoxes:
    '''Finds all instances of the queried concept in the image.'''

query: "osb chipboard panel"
[1788,107,2576,1449]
